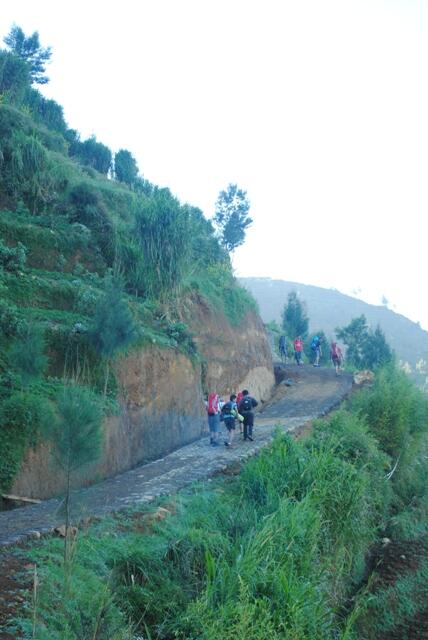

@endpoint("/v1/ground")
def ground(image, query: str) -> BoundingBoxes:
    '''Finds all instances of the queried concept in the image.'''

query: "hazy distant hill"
[240,277,428,388]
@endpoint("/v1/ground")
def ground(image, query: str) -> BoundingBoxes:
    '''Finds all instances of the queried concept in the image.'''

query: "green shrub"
[0,390,53,490]
[0,238,27,271]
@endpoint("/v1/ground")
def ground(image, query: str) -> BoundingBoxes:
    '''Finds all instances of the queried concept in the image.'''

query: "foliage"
[45,384,103,558]
[8,323,48,386]
[135,189,191,298]
[24,87,67,134]
[68,181,115,263]
[46,385,103,475]
[0,238,27,271]
[0,50,30,104]
[336,314,393,370]
[70,135,112,175]
[88,274,138,360]
[0,299,19,337]
[88,274,138,394]
[351,364,428,468]
[281,290,309,339]
[114,149,138,186]
[213,183,252,252]
[3,24,52,85]
[0,390,53,491]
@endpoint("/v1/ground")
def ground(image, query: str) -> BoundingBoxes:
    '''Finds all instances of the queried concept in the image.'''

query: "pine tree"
[213,183,252,252]
[282,292,309,340]
[47,385,102,560]
[89,275,138,394]
[4,25,51,85]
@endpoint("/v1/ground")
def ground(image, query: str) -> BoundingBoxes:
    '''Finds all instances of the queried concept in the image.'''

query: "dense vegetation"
[5,364,427,639]
[0,29,256,494]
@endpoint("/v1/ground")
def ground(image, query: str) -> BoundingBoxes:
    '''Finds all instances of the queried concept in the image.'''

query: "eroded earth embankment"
[10,303,274,501]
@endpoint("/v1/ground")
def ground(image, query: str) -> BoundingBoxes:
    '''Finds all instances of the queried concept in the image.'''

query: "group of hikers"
[279,334,344,374]
[205,337,344,449]
[205,389,258,448]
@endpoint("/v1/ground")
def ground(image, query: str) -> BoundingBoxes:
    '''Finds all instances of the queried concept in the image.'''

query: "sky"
[2,0,428,328]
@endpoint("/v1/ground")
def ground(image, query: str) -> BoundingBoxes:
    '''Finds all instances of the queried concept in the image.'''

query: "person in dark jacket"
[222,394,238,447]
[238,389,258,441]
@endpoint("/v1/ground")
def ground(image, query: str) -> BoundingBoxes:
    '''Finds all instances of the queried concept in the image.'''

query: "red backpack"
[236,391,244,407]
[207,393,219,415]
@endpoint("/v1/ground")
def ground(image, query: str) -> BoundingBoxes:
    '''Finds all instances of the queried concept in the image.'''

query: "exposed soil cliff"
[11,304,273,499]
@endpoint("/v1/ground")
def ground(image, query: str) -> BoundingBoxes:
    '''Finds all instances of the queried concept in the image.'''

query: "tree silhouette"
[213,183,252,252]
[115,149,139,186]
[282,292,309,339]
[4,25,51,85]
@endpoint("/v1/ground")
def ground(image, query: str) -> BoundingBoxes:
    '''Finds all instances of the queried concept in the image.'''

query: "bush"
[0,238,27,271]
[0,390,53,490]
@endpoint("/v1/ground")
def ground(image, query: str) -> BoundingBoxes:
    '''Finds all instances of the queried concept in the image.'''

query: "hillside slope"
[240,277,428,387]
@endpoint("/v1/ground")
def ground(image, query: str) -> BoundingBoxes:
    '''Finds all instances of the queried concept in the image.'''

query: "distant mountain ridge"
[240,277,428,388]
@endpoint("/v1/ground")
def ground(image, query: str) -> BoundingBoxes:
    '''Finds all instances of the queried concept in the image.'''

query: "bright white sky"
[2,1,428,328]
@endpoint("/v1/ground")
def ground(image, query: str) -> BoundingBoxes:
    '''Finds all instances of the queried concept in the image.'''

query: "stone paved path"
[0,364,353,548]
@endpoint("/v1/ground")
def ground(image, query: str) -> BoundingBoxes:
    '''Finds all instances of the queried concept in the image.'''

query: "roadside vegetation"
[2,364,426,639]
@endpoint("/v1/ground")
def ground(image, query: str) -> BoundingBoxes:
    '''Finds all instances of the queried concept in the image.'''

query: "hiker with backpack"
[279,335,288,363]
[293,336,304,365]
[330,341,343,375]
[221,394,239,447]
[238,389,258,442]
[311,335,322,367]
[206,392,221,447]
[236,390,245,434]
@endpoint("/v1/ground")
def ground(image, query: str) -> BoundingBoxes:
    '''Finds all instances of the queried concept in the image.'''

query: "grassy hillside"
[240,277,428,386]
[0,41,257,495]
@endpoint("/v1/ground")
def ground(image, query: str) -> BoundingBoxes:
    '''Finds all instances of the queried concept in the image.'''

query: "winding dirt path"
[0,364,353,548]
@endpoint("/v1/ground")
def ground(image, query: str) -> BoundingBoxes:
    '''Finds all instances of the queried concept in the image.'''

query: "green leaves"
[48,385,103,473]
[213,183,252,252]
[88,274,138,360]
[282,291,309,339]
[336,314,393,369]
[3,25,52,85]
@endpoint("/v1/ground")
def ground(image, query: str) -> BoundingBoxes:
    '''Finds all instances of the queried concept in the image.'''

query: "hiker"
[330,342,343,375]
[206,392,221,446]
[221,394,238,447]
[279,335,288,363]
[293,336,304,365]
[238,389,258,442]
[311,335,322,367]
[236,390,244,434]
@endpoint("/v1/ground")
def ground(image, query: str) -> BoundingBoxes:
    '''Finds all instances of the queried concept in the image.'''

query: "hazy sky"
[2,1,428,328]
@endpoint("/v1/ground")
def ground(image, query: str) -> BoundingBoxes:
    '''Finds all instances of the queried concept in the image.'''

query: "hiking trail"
[0,364,353,548]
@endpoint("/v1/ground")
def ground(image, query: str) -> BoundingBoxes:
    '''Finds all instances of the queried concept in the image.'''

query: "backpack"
[239,396,253,413]
[236,391,244,406]
[221,401,233,417]
[311,336,320,350]
[207,393,219,415]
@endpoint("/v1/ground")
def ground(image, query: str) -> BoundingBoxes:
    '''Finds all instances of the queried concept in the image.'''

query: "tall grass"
[10,365,428,639]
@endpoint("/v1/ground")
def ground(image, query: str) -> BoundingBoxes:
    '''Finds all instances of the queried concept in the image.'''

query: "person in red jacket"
[293,336,304,365]
[330,342,343,375]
